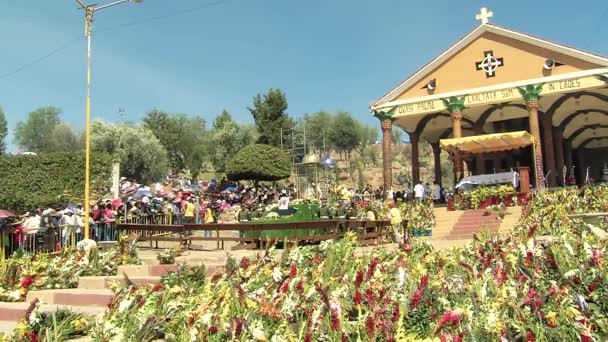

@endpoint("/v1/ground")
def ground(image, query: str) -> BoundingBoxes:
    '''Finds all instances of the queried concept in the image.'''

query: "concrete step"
[26,289,113,307]
[0,320,18,334]
[117,264,180,277]
[0,302,30,321]
[78,275,161,290]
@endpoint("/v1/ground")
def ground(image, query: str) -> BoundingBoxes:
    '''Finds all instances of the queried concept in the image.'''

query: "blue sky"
[1,0,607,152]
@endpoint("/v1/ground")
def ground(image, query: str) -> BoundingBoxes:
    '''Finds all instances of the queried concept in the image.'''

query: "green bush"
[0,152,111,213]
[226,144,291,182]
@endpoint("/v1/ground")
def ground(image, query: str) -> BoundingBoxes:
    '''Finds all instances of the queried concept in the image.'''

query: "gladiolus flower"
[410,289,422,310]
[280,280,290,293]
[419,274,429,290]
[526,331,535,342]
[353,291,362,305]
[296,280,304,294]
[21,276,33,289]
[355,270,364,289]
[209,326,218,334]
[290,263,297,278]
[239,256,250,269]
[392,302,400,322]
[365,288,375,307]
[367,257,379,280]
[25,332,38,342]
[366,316,375,337]
[151,283,164,292]
[304,332,311,342]
[580,332,592,342]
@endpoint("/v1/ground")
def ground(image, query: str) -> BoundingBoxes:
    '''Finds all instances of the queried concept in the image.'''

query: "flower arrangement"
[86,188,608,341]
[0,235,140,302]
[456,185,517,210]
[7,188,608,341]
[0,300,92,341]
[400,198,435,236]
[157,249,178,265]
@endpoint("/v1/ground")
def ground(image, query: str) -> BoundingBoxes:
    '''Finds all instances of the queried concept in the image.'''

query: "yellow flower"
[566,306,581,319]
[545,311,557,324]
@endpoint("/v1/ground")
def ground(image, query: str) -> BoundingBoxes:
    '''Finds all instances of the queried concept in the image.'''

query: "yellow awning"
[440,131,535,155]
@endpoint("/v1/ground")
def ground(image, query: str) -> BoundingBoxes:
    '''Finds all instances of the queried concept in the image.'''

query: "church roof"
[372,23,608,109]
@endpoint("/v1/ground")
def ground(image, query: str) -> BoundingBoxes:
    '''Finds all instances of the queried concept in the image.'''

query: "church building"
[371,8,608,192]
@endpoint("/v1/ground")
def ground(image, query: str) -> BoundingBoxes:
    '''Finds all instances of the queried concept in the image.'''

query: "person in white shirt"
[414,182,425,201]
[433,181,442,203]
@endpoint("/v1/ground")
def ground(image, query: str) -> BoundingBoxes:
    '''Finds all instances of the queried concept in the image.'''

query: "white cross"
[475,7,493,25]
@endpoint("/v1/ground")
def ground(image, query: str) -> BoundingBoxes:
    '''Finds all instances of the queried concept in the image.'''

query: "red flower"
[353,291,362,305]
[526,331,535,342]
[435,310,462,332]
[304,332,311,342]
[527,224,538,238]
[239,256,250,269]
[454,333,464,342]
[367,257,379,280]
[581,332,592,342]
[280,280,290,293]
[151,283,164,292]
[295,280,304,295]
[21,276,33,289]
[25,332,38,342]
[365,288,375,307]
[290,263,297,278]
[592,249,603,267]
[419,274,429,290]
[402,244,412,253]
[410,289,422,310]
[355,270,364,289]
[392,302,400,322]
[525,251,534,266]
[366,316,375,337]
[209,325,218,334]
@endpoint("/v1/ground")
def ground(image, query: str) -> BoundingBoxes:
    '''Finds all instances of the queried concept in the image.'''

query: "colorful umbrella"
[0,209,16,218]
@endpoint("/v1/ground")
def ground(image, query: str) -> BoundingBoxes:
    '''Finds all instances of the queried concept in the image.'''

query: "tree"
[0,107,7,154]
[47,123,83,152]
[143,109,208,176]
[91,121,168,184]
[303,111,333,152]
[209,110,257,173]
[248,89,290,146]
[327,111,362,158]
[14,106,61,152]
[226,144,291,183]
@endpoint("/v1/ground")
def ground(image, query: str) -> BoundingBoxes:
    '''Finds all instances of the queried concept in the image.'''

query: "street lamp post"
[74,0,142,240]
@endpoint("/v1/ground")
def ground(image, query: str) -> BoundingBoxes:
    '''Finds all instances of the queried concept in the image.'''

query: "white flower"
[118,299,133,313]
[398,267,407,288]
[8,290,21,301]
[250,319,266,341]
[305,288,316,299]
[564,242,575,256]
[319,240,333,251]
[271,267,283,283]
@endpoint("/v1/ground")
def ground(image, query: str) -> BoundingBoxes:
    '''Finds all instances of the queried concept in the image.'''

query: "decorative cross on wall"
[475,50,504,78]
[476,7,493,25]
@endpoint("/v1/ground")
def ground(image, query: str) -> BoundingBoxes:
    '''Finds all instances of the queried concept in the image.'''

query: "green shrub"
[0,152,111,212]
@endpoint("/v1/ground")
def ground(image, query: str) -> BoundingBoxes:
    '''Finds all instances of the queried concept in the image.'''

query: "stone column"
[431,142,442,188]
[541,115,557,187]
[410,131,420,185]
[564,141,573,177]
[451,111,464,180]
[553,128,566,186]
[527,99,545,191]
[381,119,393,197]
[577,149,586,184]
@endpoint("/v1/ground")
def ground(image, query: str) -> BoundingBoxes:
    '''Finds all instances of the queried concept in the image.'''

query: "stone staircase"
[429,206,522,242]
[0,254,226,335]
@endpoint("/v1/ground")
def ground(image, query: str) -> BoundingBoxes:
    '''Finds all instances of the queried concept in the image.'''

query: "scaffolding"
[280,123,332,199]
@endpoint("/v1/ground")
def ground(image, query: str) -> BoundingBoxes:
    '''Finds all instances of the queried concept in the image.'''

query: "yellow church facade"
[371,8,608,193]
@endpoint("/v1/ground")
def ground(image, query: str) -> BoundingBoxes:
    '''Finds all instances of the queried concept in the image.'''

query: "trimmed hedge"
[0,152,112,213]
[226,144,291,182]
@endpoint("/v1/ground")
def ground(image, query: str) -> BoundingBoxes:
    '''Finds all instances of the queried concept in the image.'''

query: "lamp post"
[74,0,143,240]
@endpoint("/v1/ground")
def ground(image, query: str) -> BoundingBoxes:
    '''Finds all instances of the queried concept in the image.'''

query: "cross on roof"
[475,7,493,25]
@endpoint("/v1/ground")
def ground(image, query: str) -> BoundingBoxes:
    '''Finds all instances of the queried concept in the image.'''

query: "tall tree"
[0,107,7,154]
[304,111,332,152]
[248,88,290,146]
[91,121,168,184]
[327,111,362,158]
[47,123,83,152]
[209,110,257,173]
[143,109,208,176]
[14,106,61,152]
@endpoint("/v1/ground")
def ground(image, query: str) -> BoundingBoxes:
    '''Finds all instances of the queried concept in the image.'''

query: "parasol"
[0,209,16,218]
